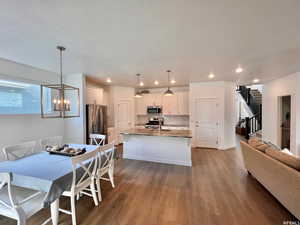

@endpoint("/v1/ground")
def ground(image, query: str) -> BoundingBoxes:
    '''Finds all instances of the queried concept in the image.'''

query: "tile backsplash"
[136,115,189,127]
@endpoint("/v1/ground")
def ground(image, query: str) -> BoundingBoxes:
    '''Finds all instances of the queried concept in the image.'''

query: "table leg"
[50,199,59,225]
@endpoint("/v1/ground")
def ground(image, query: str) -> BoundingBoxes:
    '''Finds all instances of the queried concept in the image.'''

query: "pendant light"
[164,70,174,96]
[134,74,143,98]
[40,46,80,118]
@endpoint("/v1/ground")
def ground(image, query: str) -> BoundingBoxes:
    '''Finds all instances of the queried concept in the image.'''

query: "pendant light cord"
[60,49,63,86]
[167,70,171,90]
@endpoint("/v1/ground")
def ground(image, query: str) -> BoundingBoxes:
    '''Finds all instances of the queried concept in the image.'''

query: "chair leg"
[96,178,102,202]
[17,217,26,225]
[90,181,99,206]
[70,196,77,225]
[108,166,115,188]
[17,208,26,225]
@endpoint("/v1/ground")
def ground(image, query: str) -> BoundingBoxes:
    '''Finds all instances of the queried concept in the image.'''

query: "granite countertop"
[120,128,192,138]
[135,124,189,127]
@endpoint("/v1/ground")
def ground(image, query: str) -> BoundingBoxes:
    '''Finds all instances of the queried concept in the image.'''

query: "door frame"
[277,95,292,149]
[192,97,220,149]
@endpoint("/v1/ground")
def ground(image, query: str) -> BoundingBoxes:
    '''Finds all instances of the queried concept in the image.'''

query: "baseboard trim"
[123,154,192,167]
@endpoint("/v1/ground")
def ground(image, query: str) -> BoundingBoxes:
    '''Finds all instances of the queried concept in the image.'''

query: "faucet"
[158,115,164,131]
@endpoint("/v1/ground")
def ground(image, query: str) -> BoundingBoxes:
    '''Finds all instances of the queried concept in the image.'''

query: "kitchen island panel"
[122,134,192,167]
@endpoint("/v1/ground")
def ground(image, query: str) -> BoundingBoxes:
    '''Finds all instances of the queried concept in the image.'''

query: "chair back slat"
[70,149,98,193]
[98,143,115,171]
[90,134,106,146]
[0,173,15,210]
[3,141,36,161]
[40,136,63,149]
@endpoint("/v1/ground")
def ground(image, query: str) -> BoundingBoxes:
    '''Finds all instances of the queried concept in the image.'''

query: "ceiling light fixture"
[154,80,159,85]
[134,74,143,98]
[253,78,260,83]
[40,46,80,118]
[106,78,112,83]
[139,81,144,87]
[235,66,243,74]
[170,79,176,84]
[164,70,175,96]
[208,73,215,79]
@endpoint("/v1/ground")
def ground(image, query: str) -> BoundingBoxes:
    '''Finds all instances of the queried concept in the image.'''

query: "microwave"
[147,106,162,114]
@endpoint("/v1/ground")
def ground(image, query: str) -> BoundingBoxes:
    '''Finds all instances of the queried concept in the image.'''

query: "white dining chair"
[2,141,37,161]
[95,142,116,202]
[89,134,106,146]
[40,136,63,150]
[0,172,50,225]
[59,149,99,225]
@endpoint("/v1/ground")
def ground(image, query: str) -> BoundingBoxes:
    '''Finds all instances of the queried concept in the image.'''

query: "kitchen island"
[120,128,192,166]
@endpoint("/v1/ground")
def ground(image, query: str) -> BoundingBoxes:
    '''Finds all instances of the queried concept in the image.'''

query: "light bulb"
[154,80,159,85]
[235,66,243,74]
[253,78,260,83]
[208,73,215,79]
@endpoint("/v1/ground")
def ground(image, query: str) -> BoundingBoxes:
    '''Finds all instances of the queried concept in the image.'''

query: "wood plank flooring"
[0,140,297,225]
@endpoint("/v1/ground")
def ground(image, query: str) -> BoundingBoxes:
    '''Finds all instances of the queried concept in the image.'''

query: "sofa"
[240,140,300,220]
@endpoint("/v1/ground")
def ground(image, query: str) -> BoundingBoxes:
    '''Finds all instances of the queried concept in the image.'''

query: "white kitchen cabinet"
[136,95,148,115]
[162,94,179,115]
[107,127,116,143]
[177,91,189,115]
[136,91,189,116]
[151,93,162,106]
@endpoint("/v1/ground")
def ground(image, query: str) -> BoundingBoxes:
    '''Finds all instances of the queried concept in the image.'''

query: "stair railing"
[245,108,262,139]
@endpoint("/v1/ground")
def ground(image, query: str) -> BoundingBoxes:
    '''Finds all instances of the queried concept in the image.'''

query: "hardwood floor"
[0,139,297,225]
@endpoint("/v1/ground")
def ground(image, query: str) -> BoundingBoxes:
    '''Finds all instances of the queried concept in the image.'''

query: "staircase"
[250,89,262,105]
[237,86,262,139]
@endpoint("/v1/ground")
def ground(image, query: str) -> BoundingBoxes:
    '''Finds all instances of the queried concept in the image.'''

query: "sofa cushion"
[255,144,270,152]
[248,137,270,152]
[248,137,263,147]
[266,148,300,171]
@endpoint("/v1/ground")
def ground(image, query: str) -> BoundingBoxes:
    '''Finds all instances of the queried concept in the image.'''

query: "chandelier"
[40,46,80,118]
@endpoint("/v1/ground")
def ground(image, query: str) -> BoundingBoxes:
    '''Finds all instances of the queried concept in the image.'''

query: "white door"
[194,98,218,148]
[117,100,132,143]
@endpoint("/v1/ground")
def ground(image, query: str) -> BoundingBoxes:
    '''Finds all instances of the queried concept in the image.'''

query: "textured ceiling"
[1,0,300,87]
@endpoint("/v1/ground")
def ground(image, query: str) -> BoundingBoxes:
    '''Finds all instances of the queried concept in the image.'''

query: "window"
[0,79,41,114]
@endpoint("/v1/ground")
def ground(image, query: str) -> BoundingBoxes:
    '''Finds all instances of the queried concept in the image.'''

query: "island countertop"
[120,128,192,138]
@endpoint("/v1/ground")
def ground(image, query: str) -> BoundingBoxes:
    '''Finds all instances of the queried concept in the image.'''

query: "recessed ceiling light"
[154,80,159,85]
[235,66,243,74]
[253,78,260,83]
[140,81,144,86]
[208,73,215,79]
[170,79,176,84]
[106,78,112,83]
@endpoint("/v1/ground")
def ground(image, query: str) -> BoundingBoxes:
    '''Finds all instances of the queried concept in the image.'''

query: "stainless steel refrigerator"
[86,104,108,144]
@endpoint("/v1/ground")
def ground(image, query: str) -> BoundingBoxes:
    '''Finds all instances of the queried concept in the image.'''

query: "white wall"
[262,72,300,156]
[0,58,64,161]
[85,79,109,106]
[189,81,236,150]
[63,73,86,144]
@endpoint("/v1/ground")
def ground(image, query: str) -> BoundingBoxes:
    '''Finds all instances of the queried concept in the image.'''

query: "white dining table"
[0,144,99,225]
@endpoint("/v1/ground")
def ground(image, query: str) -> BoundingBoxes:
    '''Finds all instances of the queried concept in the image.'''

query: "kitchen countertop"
[135,124,189,127]
[120,128,192,138]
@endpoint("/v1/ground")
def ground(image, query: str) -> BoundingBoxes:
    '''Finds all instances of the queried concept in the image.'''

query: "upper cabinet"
[136,95,148,115]
[162,94,179,115]
[135,91,189,116]
[177,91,189,115]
